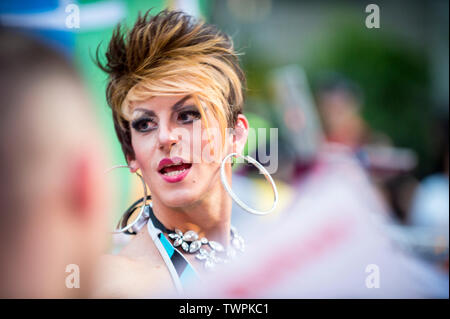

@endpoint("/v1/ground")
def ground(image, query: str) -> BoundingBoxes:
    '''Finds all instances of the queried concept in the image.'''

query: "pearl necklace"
[167,226,245,270]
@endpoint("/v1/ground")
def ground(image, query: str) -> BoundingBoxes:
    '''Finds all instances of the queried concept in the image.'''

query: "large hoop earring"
[220,153,278,215]
[105,165,150,234]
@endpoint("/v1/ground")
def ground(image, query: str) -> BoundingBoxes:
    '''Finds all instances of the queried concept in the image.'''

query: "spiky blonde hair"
[97,9,246,160]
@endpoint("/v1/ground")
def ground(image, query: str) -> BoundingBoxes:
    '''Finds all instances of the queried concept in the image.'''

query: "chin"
[156,188,203,208]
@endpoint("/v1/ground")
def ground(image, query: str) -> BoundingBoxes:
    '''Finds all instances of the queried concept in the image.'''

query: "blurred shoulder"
[91,253,174,298]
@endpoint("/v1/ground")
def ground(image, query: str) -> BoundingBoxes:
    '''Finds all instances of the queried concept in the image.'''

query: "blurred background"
[1,0,448,294]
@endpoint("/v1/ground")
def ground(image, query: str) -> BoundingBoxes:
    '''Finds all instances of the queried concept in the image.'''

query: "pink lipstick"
[157,157,192,183]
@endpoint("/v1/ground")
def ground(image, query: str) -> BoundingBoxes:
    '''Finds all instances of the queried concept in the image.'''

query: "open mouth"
[157,157,192,182]
[159,162,192,176]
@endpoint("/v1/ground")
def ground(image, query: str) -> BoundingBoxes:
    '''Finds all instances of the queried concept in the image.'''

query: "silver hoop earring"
[105,165,149,234]
[220,153,278,215]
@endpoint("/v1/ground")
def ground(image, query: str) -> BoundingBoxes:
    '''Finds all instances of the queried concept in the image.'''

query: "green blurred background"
[1,0,448,230]
[73,0,448,175]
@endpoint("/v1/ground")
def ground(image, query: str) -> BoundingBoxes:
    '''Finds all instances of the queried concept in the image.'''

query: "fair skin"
[93,94,249,298]
[0,76,109,298]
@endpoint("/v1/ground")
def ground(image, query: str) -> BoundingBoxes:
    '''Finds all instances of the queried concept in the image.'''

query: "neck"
[151,172,233,247]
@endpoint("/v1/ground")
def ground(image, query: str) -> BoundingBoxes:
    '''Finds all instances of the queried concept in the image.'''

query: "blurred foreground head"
[0,29,109,298]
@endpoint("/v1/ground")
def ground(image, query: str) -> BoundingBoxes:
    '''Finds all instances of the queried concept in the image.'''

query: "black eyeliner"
[131,117,155,131]
[177,107,201,123]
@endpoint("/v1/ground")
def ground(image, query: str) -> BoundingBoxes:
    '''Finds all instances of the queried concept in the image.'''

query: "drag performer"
[95,9,277,297]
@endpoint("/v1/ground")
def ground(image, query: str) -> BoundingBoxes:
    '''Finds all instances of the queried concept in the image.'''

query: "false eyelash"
[131,117,154,131]
[178,109,201,122]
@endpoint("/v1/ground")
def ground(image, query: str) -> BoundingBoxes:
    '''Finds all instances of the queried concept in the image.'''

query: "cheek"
[131,133,157,170]
[197,130,227,164]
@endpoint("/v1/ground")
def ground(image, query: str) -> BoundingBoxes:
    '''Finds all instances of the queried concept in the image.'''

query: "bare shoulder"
[91,233,175,298]
[91,253,174,298]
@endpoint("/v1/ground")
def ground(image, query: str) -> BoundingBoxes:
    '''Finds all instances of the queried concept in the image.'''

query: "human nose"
[157,123,178,152]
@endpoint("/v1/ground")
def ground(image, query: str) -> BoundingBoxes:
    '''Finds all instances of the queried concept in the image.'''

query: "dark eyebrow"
[171,95,193,113]
[132,95,192,117]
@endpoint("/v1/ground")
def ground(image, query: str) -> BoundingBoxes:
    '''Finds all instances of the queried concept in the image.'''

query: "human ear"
[68,155,95,219]
[232,114,249,155]
[126,155,139,173]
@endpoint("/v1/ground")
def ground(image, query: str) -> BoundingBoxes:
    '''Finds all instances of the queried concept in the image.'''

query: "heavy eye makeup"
[176,105,201,124]
[131,116,157,133]
[130,105,201,133]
